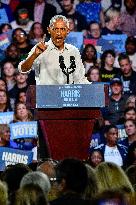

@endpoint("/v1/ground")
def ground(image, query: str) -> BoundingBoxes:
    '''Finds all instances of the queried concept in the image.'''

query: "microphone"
[59,55,67,75]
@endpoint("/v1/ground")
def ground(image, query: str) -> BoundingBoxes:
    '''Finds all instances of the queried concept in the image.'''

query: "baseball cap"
[110,78,123,86]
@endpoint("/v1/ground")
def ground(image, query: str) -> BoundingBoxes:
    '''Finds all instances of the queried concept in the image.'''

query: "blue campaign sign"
[101,34,127,53]
[65,32,83,50]
[0,33,10,50]
[9,121,38,140]
[0,112,14,124]
[0,147,33,171]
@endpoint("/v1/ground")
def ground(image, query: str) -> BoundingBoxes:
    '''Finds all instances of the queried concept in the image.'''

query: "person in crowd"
[86,66,101,82]
[12,28,33,61]
[95,161,134,194]
[19,15,89,85]
[103,78,128,125]
[8,71,28,108]
[50,158,91,205]
[16,91,27,104]
[114,36,136,72]
[11,6,34,34]
[84,21,101,39]
[0,23,12,34]
[117,53,136,95]
[13,102,37,161]
[2,61,16,92]
[0,1,14,25]
[0,124,18,148]
[125,95,136,108]
[94,125,128,167]
[126,165,136,191]
[20,171,51,196]
[26,0,57,35]
[119,119,136,148]
[118,107,136,124]
[0,78,7,91]
[29,22,47,46]
[0,90,12,112]
[67,17,77,31]
[1,163,31,205]
[126,140,136,167]
[88,149,104,168]
[0,180,8,205]
[101,8,122,35]
[81,44,97,74]
[76,0,105,27]
[119,0,136,36]
[2,43,21,68]
[15,183,49,205]
[83,164,98,200]
[100,50,119,82]
[59,0,87,31]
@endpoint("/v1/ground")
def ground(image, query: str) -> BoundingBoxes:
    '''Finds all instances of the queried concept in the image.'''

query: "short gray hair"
[20,171,51,194]
[49,15,69,28]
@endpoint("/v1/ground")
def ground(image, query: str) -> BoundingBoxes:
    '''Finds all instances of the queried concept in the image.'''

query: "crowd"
[0,0,136,204]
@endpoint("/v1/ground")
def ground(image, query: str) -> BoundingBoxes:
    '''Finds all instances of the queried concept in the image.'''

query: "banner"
[0,147,33,171]
[9,121,38,140]
[65,32,83,50]
[0,8,9,25]
[101,34,128,53]
[0,112,14,124]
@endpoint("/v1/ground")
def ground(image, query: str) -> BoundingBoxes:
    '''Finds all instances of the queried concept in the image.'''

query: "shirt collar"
[47,39,69,51]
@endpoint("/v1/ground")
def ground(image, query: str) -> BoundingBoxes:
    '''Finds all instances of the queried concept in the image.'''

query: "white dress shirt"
[18,39,89,85]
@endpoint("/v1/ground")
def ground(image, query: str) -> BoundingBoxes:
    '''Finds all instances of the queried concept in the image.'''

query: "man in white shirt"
[18,15,89,85]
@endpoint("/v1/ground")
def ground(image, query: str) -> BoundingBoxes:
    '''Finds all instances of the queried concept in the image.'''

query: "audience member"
[86,66,101,82]
[0,90,12,112]
[2,61,16,92]
[0,180,8,205]
[125,95,136,108]
[126,164,136,190]
[50,158,90,205]
[20,171,51,195]
[15,183,48,205]
[117,53,136,95]
[101,8,122,35]
[100,50,119,82]
[0,23,12,34]
[88,149,104,168]
[26,0,57,35]
[59,0,87,31]
[103,78,127,125]
[29,22,46,46]
[95,161,134,194]
[119,0,136,36]
[94,125,128,167]
[81,44,97,74]
[0,78,7,91]
[84,21,101,39]
[11,6,34,34]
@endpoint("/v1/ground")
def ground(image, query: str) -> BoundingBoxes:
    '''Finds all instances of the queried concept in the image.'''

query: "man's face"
[105,128,118,146]
[7,45,18,59]
[125,110,136,120]
[62,0,73,12]
[125,120,136,136]
[16,73,28,84]
[48,19,69,50]
[111,83,122,95]
[119,59,132,75]
[126,42,136,55]
[90,23,101,39]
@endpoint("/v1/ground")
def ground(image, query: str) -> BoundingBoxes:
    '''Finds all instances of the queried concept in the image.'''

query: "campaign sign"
[65,32,83,50]
[0,147,33,171]
[0,112,14,124]
[101,34,127,53]
[0,33,10,50]
[83,38,97,46]
[0,8,9,25]
[10,121,38,140]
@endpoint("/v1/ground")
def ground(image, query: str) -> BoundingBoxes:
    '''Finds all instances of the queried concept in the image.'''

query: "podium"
[27,84,109,160]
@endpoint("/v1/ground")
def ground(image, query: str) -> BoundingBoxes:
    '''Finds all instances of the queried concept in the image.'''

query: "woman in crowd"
[0,90,12,112]
[125,95,136,108]
[101,8,122,35]
[81,44,97,74]
[88,149,104,168]
[95,162,134,194]
[29,22,46,46]
[0,23,12,34]
[86,65,101,82]
[100,49,119,82]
